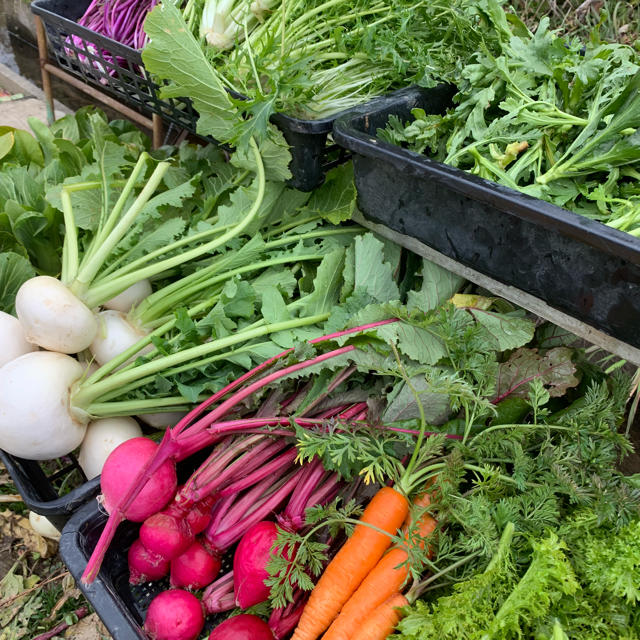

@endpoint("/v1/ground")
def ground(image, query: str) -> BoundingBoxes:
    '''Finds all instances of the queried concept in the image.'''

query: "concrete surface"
[0,59,69,129]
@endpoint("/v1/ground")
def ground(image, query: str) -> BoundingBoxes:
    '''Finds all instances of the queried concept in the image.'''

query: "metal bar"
[353,211,640,367]
[44,63,154,130]
[34,15,55,125]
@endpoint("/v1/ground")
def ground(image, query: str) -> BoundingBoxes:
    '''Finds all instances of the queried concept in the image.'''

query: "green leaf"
[383,375,452,424]
[408,259,465,313]
[467,308,535,351]
[0,131,14,161]
[353,234,400,303]
[377,320,447,366]
[302,248,346,315]
[304,164,356,224]
[0,251,35,314]
[142,2,236,141]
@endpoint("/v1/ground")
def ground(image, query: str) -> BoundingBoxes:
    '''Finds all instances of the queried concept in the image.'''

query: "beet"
[208,614,274,640]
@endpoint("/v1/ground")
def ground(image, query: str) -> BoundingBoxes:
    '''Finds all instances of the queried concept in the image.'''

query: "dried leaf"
[64,612,111,639]
[0,509,54,557]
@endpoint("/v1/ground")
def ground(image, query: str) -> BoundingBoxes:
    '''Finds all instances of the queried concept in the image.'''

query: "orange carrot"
[350,592,409,640]
[290,486,409,640]
[322,491,436,640]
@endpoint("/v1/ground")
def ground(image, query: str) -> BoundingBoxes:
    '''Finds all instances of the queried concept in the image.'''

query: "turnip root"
[78,417,143,479]
[144,590,204,640]
[0,351,88,459]
[128,539,170,584]
[208,614,274,640]
[0,311,37,367]
[138,412,186,429]
[28,512,61,541]
[101,437,177,522]
[104,279,152,313]
[90,311,153,366]
[15,276,98,353]
[170,539,221,590]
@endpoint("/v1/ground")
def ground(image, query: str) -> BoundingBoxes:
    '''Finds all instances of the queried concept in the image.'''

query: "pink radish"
[170,539,221,590]
[128,539,170,584]
[208,614,274,640]
[140,512,192,561]
[101,437,177,522]
[144,589,204,640]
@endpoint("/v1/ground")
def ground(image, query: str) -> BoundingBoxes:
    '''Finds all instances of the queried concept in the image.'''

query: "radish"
[0,351,87,459]
[140,511,192,560]
[170,539,222,590]
[0,311,37,367]
[101,437,177,522]
[128,539,170,584]
[233,459,338,608]
[78,417,143,479]
[208,614,274,640]
[104,279,152,312]
[144,589,204,640]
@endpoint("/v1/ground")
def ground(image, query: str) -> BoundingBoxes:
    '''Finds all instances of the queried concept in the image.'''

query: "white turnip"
[28,512,61,541]
[15,276,98,353]
[90,310,153,366]
[138,412,186,429]
[0,351,88,459]
[0,311,37,367]
[78,417,143,479]
[104,279,152,313]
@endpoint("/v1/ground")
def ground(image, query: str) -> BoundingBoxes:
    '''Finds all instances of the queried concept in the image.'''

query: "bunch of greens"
[0,108,150,313]
[381,0,640,233]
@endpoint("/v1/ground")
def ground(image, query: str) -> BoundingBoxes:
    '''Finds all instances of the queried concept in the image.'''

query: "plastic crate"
[60,492,234,638]
[0,449,100,530]
[30,0,350,191]
[333,85,640,350]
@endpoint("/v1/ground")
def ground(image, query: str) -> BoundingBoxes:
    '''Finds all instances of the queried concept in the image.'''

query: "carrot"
[350,592,409,640]
[290,486,409,640]
[322,491,436,640]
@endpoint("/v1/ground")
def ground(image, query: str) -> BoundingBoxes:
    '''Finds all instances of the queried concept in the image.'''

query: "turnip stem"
[60,189,79,285]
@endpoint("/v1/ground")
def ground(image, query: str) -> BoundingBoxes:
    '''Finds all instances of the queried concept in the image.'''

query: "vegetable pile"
[380,0,640,232]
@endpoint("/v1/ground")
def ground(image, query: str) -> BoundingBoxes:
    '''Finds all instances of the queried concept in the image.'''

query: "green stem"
[60,189,78,285]
[72,312,328,409]
[83,139,266,308]
[88,397,194,417]
[71,159,169,297]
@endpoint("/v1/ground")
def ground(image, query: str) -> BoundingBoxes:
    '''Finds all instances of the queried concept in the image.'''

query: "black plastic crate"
[30,0,350,191]
[333,86,640,351]
[0,448,100,530]
[60,492,235,638]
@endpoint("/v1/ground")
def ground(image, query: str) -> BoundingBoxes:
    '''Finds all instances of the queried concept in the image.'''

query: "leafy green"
[0,252,35,314]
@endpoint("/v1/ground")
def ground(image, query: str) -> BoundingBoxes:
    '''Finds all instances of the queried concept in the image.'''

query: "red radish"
[233,521,279,608]
[128,539,170,584]
[180,495,216,535]
[101,437,177,522]
[171,539,221,590]
[140,512,192,561]
[144,589,204,640]
[208,614,274,640]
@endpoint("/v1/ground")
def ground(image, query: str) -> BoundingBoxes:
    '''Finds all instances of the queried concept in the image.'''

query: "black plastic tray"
[333,86,640,350]
[60,494,235,638]
[30,0,349,191]
[0,449,100,530]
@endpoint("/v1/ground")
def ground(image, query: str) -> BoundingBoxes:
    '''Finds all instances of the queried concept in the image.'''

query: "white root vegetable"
[29,512,61,541]
[0,351,88,459]
[79,417,143,479]
[137,412,187,429]
[90,310,153,366]
[103,279,152,313]
[15,276,98,353]
[0,311,37,367]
